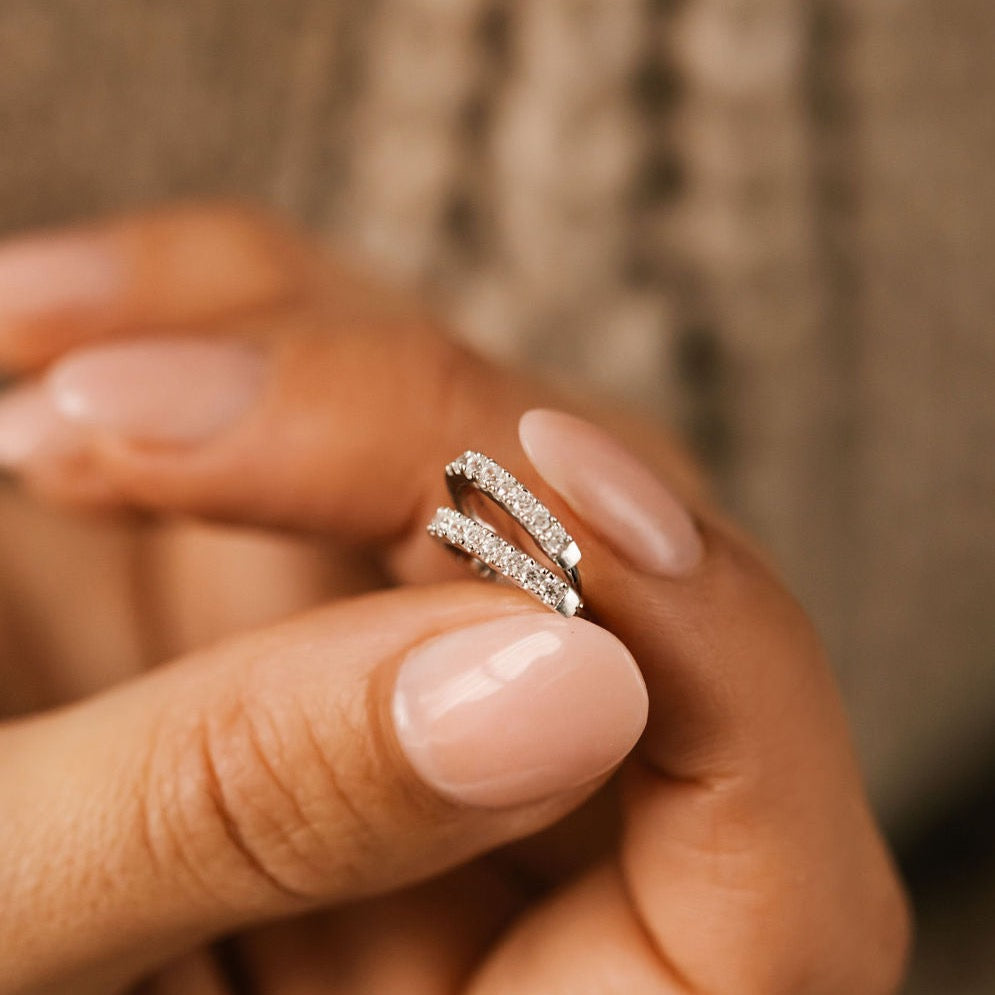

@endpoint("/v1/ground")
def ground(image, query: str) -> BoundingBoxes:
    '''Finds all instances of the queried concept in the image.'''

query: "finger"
[132,950,230,995]
[0,381,116,504]
[0,200,425,375]
[146,520,383,662]
[513,410,911,993]
[0,202,304,372]
[467,862,683,995]
[0,472,152,715]
[0,323,702,532]
[0,583,647,994]
[0,201,700,514]
[240,863,525,995]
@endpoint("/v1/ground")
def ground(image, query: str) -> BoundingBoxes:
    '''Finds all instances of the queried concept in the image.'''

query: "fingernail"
[519,409,704,577]
[48,339,267,445]
[0,233,124,319]
[392,614,647,808]
[0,383,78,468]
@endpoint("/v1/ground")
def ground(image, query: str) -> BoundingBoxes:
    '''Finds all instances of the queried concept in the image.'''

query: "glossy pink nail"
[519,409,704,577]
[48,339,266,445]
[392,614,647,808]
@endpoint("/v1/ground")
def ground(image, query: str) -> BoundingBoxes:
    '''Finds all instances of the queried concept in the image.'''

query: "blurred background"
[0,1,991,989]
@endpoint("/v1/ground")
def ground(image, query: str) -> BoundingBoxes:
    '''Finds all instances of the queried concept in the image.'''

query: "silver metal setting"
[429,451,584,617]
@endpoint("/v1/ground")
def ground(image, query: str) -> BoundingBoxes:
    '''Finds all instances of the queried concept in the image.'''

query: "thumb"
[0,583,646,994]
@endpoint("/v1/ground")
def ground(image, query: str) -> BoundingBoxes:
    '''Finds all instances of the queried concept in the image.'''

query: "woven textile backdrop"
[0,0,992,847]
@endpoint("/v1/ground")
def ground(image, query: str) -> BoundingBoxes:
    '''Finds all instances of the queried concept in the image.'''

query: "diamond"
[447,452,578,569]
[427,506,578,616]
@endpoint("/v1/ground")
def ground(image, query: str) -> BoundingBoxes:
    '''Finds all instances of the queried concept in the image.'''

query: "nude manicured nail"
[0,234,124,319]
[392,614,647,808]
[519,409,704,577]
[0,383,78,468]
[48,339,266,445]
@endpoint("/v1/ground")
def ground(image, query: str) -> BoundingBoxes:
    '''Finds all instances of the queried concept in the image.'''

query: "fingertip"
[391,612,648,809]
[519,407,704,578]
[0,381,75,469]
[0,381,125,507]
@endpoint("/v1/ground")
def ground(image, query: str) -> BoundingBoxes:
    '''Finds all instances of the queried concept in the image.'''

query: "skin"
[0,204,910,994]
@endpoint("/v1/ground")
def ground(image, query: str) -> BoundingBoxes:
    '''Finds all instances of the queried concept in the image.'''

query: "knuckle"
[140,197,282,242]
[183,198,296,258]
[194,696,319,902]
[125,198,304,306]
[142,678,381,909]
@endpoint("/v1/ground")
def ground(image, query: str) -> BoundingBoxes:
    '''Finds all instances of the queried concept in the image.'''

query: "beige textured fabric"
[0,1,992,836]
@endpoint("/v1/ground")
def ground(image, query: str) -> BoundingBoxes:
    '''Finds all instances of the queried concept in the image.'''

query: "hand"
[0,204,910,994]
